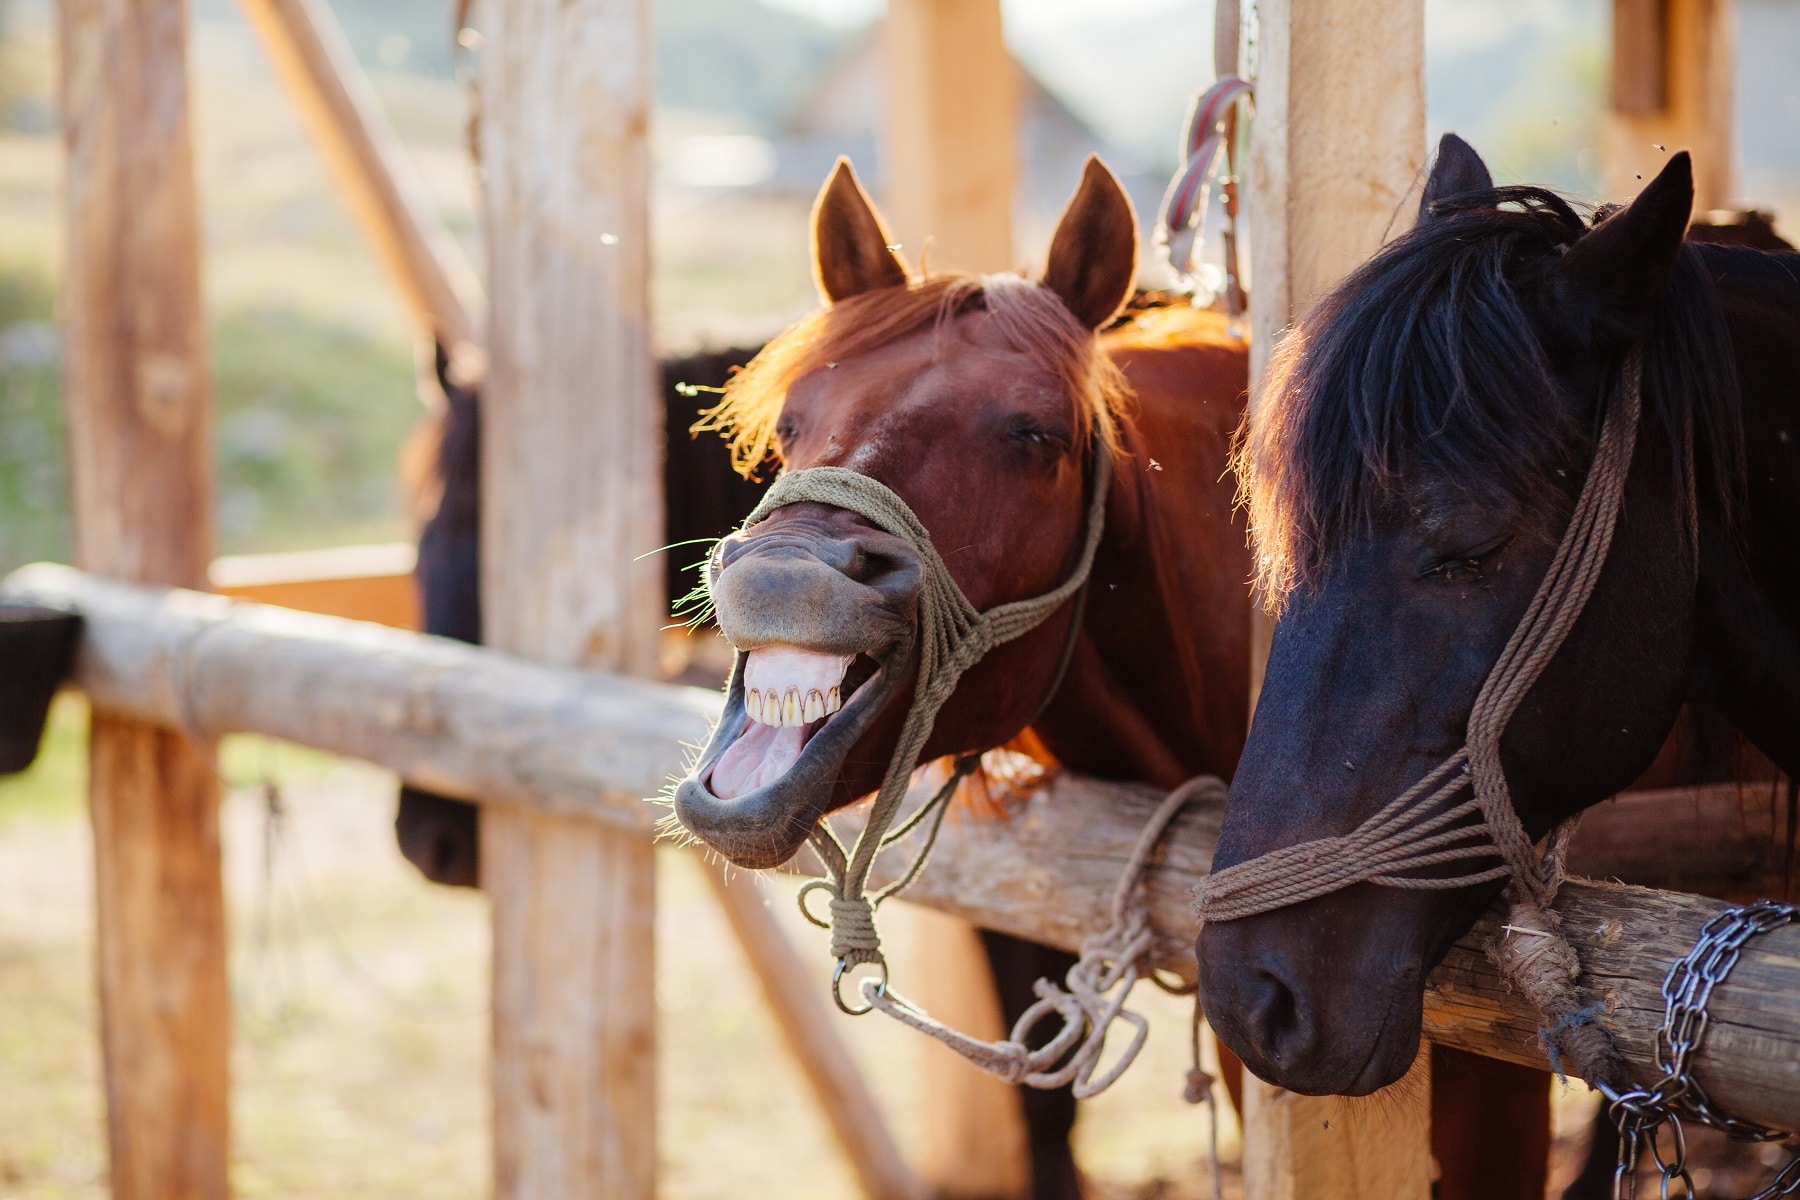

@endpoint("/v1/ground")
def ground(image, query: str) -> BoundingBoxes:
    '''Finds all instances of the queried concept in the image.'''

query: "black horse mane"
[1238,184,1751,602]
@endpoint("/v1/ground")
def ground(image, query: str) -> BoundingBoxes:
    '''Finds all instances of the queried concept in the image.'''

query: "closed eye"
[1008,415,1070,451]
[1418,536,1512,584]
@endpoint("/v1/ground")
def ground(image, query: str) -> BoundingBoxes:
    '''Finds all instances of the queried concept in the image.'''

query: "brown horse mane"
[695,272,1135,479]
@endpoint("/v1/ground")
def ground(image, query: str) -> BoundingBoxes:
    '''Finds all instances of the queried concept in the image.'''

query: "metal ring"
[832,957,887,1017]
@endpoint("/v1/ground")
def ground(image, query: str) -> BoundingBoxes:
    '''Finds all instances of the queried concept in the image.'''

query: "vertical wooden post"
[884,0,1019,270]
[883,6,1031,1196]
[1242,0,1434,1196]
[1606,0,1733,209]
[58,1,229,1197]
[478,2,659,1197]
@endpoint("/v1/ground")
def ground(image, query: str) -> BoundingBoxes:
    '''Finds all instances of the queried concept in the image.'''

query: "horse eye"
[775,417,798,442]
[1008,416,1067,450]
[1419,536,1511,584]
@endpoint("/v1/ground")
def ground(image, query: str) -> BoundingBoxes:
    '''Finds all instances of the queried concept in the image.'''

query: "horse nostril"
[1247,963,1315,1066]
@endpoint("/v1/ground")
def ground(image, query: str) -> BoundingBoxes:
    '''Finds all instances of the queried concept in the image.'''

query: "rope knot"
[827,895,881,963]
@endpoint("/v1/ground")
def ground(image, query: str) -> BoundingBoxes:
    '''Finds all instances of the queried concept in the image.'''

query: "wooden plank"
[883,0,1018,272]
[233,0,483,347]
[15,569,1800,1131]
[478,0,658,1195]
[1613,0,1670,114]
[210,543,419,629]
[1605,0,1733,208]
[1245,0,1431,1194]
[881,7,1031,1191]
[706,870,930,1200]
[55,0,228,1194]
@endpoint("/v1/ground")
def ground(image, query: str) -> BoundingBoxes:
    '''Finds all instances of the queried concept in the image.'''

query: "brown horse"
[670,157,1553,1200]
[672,157,1247,1199]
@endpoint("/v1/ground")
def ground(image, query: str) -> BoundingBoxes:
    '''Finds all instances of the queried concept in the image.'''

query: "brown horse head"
[672,157,1142,868]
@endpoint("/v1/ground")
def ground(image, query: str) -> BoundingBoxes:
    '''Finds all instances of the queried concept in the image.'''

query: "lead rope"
[857,776,1226,1096]
[1197,349,1650,1094]
[730,450,1113,1013]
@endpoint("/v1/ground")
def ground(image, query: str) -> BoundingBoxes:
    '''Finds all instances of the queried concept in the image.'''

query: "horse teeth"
[763,691,783,725]
[804,690,825,723]
[827,686,841,714]
[746,689,763,722]
[783,688,801,726]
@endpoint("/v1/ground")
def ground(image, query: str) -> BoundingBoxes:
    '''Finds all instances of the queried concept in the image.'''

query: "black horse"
[394,342,1091,1200]
[1198,132,1797,1118]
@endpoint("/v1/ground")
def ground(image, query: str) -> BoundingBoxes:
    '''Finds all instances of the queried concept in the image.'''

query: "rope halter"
[1197,350,1647,1091]
[728,449,1113,1013]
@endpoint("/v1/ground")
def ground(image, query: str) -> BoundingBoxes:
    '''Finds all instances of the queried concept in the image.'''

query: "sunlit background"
[1,0,1796,1196]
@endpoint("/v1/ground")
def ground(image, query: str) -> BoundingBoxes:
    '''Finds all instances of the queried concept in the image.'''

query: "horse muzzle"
[671,508,922,868]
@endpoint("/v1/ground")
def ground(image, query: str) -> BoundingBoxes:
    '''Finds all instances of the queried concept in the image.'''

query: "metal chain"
[1608,900,1800,1200]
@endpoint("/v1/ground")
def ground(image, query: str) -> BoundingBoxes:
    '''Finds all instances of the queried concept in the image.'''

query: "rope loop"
[858,775,1224,1098]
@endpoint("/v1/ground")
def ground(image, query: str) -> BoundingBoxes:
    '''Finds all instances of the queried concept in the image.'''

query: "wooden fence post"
[478,1,659,1196]
[57,1,229,1197]
[1243,0,1433,1196]
[883,5,1032,1195]
[1606,0,1733,209]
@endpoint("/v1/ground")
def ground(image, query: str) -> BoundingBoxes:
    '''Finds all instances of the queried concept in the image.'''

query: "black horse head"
[1199,135,1800,1096]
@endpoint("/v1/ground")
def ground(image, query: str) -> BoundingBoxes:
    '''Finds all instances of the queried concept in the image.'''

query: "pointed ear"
[1418,133,1493,222]
[1547,152,1694,347]
[811,158,909,305]
[1042,156,1138,329]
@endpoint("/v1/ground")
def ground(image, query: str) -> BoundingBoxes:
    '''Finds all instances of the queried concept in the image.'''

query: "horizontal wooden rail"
[210,543,418,630]
[7,562,1799,1131]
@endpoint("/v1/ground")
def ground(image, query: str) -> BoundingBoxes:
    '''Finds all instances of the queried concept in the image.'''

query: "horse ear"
[1547,152,1694,347]
[1042,156,1137,330]
[811,158,909,305]
[1418,133,1493,222]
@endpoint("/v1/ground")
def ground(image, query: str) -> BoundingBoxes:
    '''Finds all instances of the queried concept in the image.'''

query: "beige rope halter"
[1196,351,1648,1091]
[733,449,1112,1013]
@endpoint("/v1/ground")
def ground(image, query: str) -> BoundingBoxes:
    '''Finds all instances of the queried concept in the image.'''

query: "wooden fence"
[10,564,1800,1139]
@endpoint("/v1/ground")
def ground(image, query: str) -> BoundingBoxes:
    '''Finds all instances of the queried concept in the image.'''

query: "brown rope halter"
[1196,350,1648,1092]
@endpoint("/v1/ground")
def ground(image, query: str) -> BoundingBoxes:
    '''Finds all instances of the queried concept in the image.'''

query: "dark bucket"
[0,603,82,776]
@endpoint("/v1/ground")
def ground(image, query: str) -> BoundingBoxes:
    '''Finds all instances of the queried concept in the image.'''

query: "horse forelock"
[695,272,1132,479]
[1235,186,1746,608]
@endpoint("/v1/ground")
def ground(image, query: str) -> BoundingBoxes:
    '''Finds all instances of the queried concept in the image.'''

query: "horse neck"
[1693,253,1800,775]
[1031,333,1253,790]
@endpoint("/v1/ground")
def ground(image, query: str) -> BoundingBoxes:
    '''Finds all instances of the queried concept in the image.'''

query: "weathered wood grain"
[56,0,229,1194]
[1245,0,1433,1192]
[234,0,483,347]
[10,567,1800,1133]
[477,0,659,1193]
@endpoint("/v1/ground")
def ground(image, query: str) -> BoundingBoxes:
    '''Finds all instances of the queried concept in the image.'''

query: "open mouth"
[674,641,902,868]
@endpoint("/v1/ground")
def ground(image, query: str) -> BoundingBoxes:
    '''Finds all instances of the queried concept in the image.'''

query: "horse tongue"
[711,720,809,799]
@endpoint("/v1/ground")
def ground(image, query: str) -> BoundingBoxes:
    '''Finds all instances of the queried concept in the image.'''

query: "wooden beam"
[478,0,658,1196]
[883,0,1018,273]
[1613,0,1670,114]
[14,569,1800,1133]
[882,5,1030,1191]
[1606,0,1733,208]
[234,0,483,348]
[1245,0,1431,1194]
[210,543,419,629]
[54,0,229,1194]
